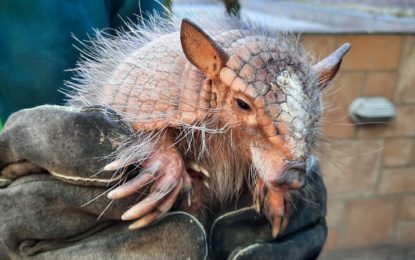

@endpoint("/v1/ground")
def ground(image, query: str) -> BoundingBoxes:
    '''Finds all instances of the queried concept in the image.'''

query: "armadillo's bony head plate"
[219,36,321,163]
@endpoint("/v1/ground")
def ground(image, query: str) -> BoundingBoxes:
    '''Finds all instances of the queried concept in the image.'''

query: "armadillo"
[66,16,350,237]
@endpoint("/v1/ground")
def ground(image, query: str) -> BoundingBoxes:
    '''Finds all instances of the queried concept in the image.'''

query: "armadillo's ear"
[313,43,351,89]
[180,18,229,80]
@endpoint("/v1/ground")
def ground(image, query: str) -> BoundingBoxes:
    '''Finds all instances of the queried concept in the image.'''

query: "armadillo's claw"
[281,215,289,232]
[181,164,207,217]
[107,171,154,200]
[182,169,193,207]
[200,167,210,178]
[203,180,210,188]
[265,191,284,238]
[253,178,265,213]
[120,172,181,221]
[125,178,183,229]
[261,183,287,238]
[128,212,159,230]
[107,148,192,229]
[187,191,192,207]
[254,196,261,213]
[272,217,282,238]
[188,162,210,178]
[103,160,125,171]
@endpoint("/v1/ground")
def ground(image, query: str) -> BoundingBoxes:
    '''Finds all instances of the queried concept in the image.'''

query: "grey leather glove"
[0,105,207,259]
[210,158,327,259]
[0,105,131,185]
[1,174,207,259]
[0,105,326,259]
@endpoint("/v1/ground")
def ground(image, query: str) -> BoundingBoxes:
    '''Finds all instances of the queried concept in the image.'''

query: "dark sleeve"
[107,0,166,29]
[0,0,165,121]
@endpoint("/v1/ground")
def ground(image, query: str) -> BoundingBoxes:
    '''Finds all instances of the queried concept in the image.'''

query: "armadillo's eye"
[236,98,251,111]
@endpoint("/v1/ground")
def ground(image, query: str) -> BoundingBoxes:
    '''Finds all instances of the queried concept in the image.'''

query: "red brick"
[321,72,363,138]
[356,124,387,139]
[357,105,415,139]
[327,199,345,227]
[323,228,339,252]
[339,197,399,248]
[337,35,402,70]
[395,35,415,104]
[364,72,396,100]
[378,167,415,194]
[321,139,382,197]
[400,195,415,220]
[396,221,415,244]
[300,35,336,61]
[384,138,414,167]
[386,105,415,137]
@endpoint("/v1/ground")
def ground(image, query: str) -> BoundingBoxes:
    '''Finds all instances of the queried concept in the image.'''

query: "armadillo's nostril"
[285,169,306,190]
[271,161,306,190]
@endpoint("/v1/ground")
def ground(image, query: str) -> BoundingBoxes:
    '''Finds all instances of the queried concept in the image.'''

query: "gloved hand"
[0,105,327,259]
[0,105,131,185]
[0,105,207,259]
[210,158,327,259]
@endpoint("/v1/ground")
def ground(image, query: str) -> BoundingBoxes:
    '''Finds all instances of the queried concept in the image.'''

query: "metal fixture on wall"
[349,97,396,124]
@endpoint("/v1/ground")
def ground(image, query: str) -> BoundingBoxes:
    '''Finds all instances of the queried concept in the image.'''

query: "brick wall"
[300,34,415,251]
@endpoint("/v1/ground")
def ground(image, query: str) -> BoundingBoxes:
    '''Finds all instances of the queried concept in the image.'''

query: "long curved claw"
[272,216,282,238]
[253,178,265,213]
[264,188,285,238]
[281,214,289,232]
[107,172,154,200]
[281,192,293,231]
[155,178,183,213]
[182,171,193,206]
[128,211,160,230]
[121,193,164,221]
[121,173,178,221]
[129,179,183,229]
[106,145,195,230]
[254,177,288,238]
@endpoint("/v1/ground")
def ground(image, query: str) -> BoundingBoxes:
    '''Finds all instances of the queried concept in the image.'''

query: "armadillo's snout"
[272,161,306,190]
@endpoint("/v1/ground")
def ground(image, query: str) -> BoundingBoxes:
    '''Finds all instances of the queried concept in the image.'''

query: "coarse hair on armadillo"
[64,12,320,206]
[64,13,316,109]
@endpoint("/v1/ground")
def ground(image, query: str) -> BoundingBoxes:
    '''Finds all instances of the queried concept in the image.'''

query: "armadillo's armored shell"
[65,16,318,144]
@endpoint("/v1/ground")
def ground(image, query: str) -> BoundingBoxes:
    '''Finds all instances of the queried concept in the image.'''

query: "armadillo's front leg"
[107,136,191,229]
